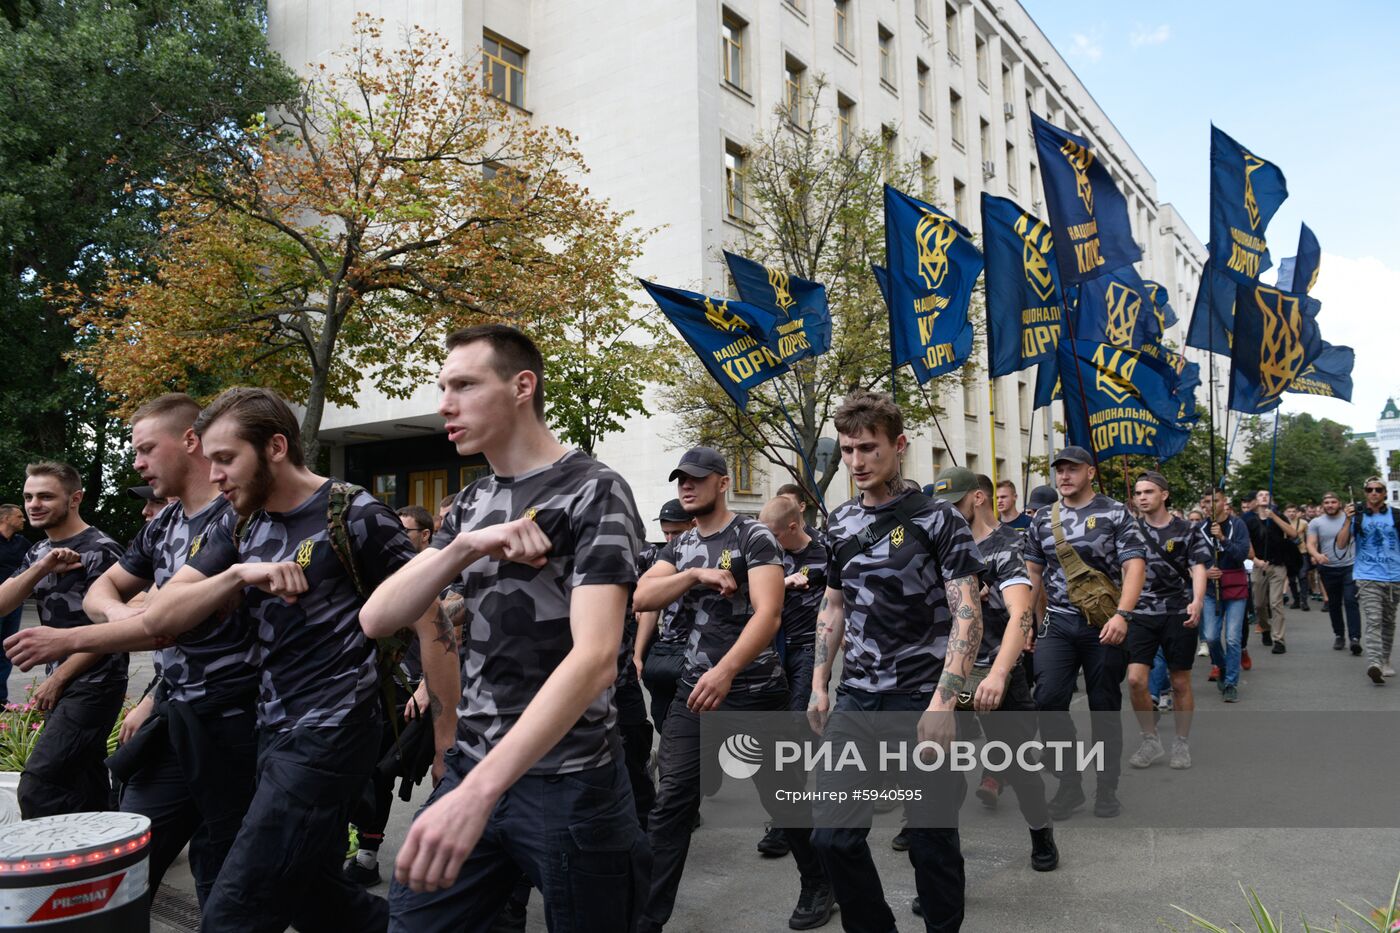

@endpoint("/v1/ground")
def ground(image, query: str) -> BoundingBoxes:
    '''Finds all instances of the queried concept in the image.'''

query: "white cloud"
[1281,252,1400,434]
[1068,32,1103,63]
[1130,24,1172,47]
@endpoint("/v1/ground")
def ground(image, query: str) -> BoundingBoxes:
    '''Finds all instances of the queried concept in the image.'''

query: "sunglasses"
[1365,486,1386,493]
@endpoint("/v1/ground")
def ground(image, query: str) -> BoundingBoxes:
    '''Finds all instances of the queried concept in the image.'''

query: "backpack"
[235,481,414,730]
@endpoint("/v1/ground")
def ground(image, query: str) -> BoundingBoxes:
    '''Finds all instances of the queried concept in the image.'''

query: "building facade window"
[1005,141,1018,193]
[733,449,756,493]
[878,26,896,88]
[979,118,991,167]
[460,465,490,489]
[953,177,967,225]
[975,35,989,87]
[945,4,961,61]
[949,90,964,147]
[917,59,931,118]
[784,56,807,125]
[372,473,396,506]
[1002,64,1014,105]
[834,0,851,51]
[483,32,526,108]
[837,94,855,150]
[722,9,747,91]
[724,142,748,222]
[881,124,898,178]
[920,153,936,198]
[914,0,930,27]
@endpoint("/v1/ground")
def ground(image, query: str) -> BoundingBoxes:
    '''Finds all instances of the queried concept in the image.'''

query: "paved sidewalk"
[6,600,1399,931]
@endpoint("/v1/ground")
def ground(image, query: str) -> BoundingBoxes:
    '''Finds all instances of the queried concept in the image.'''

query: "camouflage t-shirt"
[1134,516,1211,616]
[432,450,643,776]
[119,497,257,705]
[637,542,691,647]
[1024,494,1146,614]
[779,534,829,649]
[187,481,416,732]
[13,526,126,685]
[974,523,1032,668]
[657,515,785,694]
[825,492,987,693]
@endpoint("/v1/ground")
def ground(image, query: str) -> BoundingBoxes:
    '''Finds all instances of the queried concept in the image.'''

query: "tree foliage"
[65,16,664,462]
[0,0,298,540]
[1229,412,1378,506]
[659,81,981,506]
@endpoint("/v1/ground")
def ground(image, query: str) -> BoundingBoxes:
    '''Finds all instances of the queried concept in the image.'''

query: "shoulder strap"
[1051,501,1092,579]
[327,482,368,599]
[1135,517,1191,585]
[833,493,936,574]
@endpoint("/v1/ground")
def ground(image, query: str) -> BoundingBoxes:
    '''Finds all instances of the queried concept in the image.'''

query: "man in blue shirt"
[1336,477,1400,684]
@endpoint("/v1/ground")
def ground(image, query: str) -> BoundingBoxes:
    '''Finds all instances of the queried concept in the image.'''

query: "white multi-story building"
[271,0,1219,534]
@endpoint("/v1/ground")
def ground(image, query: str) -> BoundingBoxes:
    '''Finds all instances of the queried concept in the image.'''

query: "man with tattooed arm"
[808,390,986,932]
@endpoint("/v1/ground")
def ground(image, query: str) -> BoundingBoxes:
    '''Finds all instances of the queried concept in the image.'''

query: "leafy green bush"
[1171,874,1400,932]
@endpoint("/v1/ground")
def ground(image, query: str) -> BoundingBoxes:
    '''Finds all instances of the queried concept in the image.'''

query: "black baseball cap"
[1027,484,1058,510]
[1135,470,1170,493]
[1051,446,1094,467]
[127,485,163,502]
[657,499,689,522]
[668,446,728,482]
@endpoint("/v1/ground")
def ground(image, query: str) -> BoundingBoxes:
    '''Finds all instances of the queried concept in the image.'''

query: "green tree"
[0,0,297,540]
[1229,412,1378,505]
[68,17,663,464]
[658,80,980,507]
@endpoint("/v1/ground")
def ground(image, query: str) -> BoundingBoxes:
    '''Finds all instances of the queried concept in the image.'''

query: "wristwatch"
[1115,609,1135,624]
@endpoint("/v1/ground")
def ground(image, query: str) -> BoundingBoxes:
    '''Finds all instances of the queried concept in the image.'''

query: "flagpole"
[914,377,959,467]
[1058,283,1104,494]
[988,382,999,485]
[1267,407,1281,506]
[1023,405,1036,502]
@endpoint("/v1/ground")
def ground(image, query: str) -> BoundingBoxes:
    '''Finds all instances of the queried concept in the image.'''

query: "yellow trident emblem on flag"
[1014,213,1056,301]
[1242,150,1265,230]
[1092,344,1138,405]
[295,538,315,569]
[1256,287,1304,402]
[1103,282,1142,348]
[890,526,906,548]
[703,297,745,333]
[915,212,957,290]
[1060,139,1095,215]
[766,266,796,315]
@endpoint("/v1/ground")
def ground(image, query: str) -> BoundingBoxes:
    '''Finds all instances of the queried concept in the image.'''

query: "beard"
[234,452,276,516]
[683,495,717,518]
[29,500,69,530]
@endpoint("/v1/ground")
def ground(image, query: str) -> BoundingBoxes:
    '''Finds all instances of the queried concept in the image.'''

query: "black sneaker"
[1300,602,1310,612]
[1222,684,1240,703]
[1352,641,1363,656]
[1334,636,1346,650]
[342,857,380,887]
[912,897,924,917]
[1368,663,1386,685]
[891,827,910,852]
[1029,826,1059,871]
[757,825,791,858]
[1093,786,1121,818]
[1260,630,1273,646]
[788,884,837,930]
[1271,640,1286,654]
[490,897,528,933]
[1047,781,1086,821]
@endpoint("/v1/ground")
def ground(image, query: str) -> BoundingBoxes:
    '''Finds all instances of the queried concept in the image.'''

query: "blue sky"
[1021,1,1400,432]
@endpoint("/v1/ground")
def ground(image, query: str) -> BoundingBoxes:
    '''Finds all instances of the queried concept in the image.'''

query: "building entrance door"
[408,470,448,511]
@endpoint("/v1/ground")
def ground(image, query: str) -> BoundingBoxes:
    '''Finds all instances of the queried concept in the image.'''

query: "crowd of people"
[0,323,1394,933]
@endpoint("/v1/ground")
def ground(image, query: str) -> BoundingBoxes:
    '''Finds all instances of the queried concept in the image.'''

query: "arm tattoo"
[813,595,832,666]
[939,576,982,697]
[1017,608,1034,639]
[429,691,443,719]
[432,594,464,654]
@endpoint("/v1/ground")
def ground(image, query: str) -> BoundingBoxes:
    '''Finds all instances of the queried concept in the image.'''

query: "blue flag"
[1275,223,1321,295]
[1286,341,1353,402]
[722,250,833,361]
[1184,260,1237,353]
[1058,338,1189,461]
[980,193,1063,378]
[872,263,938,384]
[1143,280,1178,332]
[1173,359,1202,425]
[1210,125,1288,286]
[1033,356,1061,409]
[641,280,789,410]
[883,184,980,380]
[1228,280,1323,414]
[1072,265,1162,349]
[1031,113,1142,286]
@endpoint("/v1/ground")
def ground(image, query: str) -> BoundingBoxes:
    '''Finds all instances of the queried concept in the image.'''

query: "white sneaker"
[1196,642,1210,657]
[1169,737,1192,770]
[1385,665,1397,678]
[1129,733,1165,768]
[1157,693,1174,712]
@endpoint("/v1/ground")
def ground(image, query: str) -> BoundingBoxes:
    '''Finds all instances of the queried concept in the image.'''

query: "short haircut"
[996,479,1016,494]
[395,505,434,532]
[0,503,21,519]
[1366,476,1384,487]
[775,483,807,504]
[759,495,801,528]
[1321,491,1339,501]
[445,324,546,419]
[833,390,903,444]
[975,474,995,498]
[438,494,455,512]
[25,460,81,496]
[130,393,202,433]
[193,388,305,467]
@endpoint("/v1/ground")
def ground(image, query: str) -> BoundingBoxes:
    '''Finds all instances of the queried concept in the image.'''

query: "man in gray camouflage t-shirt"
[0,460,126,819]
[1023,447,1146,820]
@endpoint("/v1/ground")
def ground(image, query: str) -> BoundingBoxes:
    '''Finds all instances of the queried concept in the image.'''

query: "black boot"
[1030,826,1059,871]
[1094,785,1121,818]
[788,883,837,930]
[757,824,791,858]
[1047,780,1086,821]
